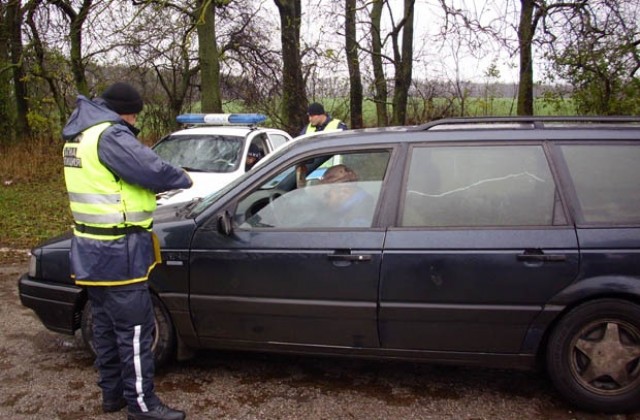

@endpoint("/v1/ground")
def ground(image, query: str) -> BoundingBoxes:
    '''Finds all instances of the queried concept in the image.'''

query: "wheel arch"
[522,274,640,364]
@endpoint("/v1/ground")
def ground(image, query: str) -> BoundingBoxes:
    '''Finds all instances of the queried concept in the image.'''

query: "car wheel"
[80,293,176,368]
[546,299,640,413]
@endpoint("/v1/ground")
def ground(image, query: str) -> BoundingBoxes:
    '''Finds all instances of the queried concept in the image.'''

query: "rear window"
[561,144,640,224]
[401,145,565,227]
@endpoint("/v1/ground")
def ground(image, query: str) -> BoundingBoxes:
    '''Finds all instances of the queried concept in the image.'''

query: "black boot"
[102,397,127,413]
[127,403,186,420]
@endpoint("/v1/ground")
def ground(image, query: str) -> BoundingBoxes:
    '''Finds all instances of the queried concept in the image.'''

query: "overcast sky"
[261,0,525,84]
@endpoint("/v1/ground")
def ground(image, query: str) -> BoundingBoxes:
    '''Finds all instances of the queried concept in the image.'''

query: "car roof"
[283,116,640,152]
[414,116,640,131]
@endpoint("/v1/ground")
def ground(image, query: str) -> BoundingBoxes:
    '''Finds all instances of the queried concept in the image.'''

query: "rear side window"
[268,133,289,149]
[401,145,565,227]
[561,144,640,224]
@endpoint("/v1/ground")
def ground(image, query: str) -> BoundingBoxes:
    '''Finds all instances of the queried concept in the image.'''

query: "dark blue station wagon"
[19,117,640,414]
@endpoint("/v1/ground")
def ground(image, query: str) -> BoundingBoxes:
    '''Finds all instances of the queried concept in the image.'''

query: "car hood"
[29,206,197,285]
[32,202,197,254]
[156,171,241,206]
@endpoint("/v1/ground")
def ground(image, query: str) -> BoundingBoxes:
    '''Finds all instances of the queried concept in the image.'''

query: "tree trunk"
[197,0,222,113]
[68,0,92,96]
[370,0,388,126]
[391,0,414,125]
[274,0,306,135]
[345,0,363,128]
[0,1,15,144]
[517,0,534,116]
[25,1,68,131]
[6,0,30,140]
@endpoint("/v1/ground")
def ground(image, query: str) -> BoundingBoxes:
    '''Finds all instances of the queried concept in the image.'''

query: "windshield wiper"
[181,166,206,172]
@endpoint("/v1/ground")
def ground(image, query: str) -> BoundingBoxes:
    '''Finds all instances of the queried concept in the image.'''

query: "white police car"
[153,113,292,205]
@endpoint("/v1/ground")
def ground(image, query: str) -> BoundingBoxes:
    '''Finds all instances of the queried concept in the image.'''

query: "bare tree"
[544,0,640,115]
[23,1,145,127]
[5,0,30,140]
[48,0,93,96]
[24,1,69,130]
[196,0,222,112]
[132,0,226,113]
[364,0,415,126]
[274,0,306,135]
[516,0,535,115]
[390,0,415,125]
[369,0,388,126]
[0,1,17,143]
[114,4,200,135]
[345,0,363,128]
[215,2,286,126]
[438,0,590,116]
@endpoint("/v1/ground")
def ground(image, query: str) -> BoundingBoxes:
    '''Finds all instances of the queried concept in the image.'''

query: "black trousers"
[87,283,161,413]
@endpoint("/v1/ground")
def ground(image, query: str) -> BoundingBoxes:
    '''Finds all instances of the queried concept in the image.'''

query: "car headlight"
[28,253,39,278]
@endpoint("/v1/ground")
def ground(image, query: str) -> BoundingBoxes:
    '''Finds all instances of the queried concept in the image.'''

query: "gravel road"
[1,249,638,420]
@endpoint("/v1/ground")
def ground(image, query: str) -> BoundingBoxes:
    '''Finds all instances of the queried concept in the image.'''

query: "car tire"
[80,293,176,368]
[546,298,640,413]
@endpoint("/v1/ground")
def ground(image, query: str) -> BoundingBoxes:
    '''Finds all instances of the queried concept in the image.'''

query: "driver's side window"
[234,151,390,229]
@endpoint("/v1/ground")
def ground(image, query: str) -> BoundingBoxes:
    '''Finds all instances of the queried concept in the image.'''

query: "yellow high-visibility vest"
[303,118,342,134]
[63,122,156,241]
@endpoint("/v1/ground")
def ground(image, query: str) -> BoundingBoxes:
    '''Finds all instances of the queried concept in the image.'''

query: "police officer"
[62,83,192,420]
[245,143,265,171]
[299,102,348,135]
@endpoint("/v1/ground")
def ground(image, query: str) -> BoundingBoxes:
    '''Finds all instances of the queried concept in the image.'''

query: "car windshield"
[153,134,244,173]
[187,170,252,216]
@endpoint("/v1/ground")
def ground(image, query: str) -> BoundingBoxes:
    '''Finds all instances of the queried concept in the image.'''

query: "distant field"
[298,97,577,127]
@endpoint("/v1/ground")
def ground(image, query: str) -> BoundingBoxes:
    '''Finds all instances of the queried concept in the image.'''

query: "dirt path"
[1,249,636,420]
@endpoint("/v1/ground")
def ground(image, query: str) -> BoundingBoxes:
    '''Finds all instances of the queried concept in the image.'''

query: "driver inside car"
[317,164,374,228]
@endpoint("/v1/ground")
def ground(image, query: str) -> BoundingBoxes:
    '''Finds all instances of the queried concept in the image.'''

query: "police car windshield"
[153,134,244,173]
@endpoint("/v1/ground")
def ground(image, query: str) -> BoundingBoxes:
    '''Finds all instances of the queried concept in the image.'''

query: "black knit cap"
[248,143,264,159]
[101,82,144,114]
[307,102,325,116]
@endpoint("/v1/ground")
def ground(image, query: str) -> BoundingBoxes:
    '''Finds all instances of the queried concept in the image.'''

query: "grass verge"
[0,141,72,249]
[0,178,72,249]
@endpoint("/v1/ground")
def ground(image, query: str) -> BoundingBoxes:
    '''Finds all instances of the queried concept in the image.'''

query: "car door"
[189,149,392,349]
[379,142,580,354]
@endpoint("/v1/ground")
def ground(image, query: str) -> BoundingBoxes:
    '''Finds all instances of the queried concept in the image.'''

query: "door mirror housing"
[217,211,233,236]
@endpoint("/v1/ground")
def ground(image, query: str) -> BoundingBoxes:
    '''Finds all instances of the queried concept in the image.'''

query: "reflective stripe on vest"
[304,118,342,134]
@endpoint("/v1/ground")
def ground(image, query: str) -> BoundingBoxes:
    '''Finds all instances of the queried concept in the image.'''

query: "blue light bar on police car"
[176,113,267,125]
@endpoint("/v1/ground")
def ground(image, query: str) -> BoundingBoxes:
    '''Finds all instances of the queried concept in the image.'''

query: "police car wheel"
[80,294,176,368]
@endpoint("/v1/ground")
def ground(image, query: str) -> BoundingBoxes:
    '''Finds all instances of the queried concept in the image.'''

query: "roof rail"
[415,116,640,131]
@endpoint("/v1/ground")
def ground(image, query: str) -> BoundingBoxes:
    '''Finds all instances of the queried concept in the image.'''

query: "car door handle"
[517,252,567,262]
[327,253,372,262]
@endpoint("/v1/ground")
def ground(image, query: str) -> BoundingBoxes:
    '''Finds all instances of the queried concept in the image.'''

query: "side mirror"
[217,211,233,236]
